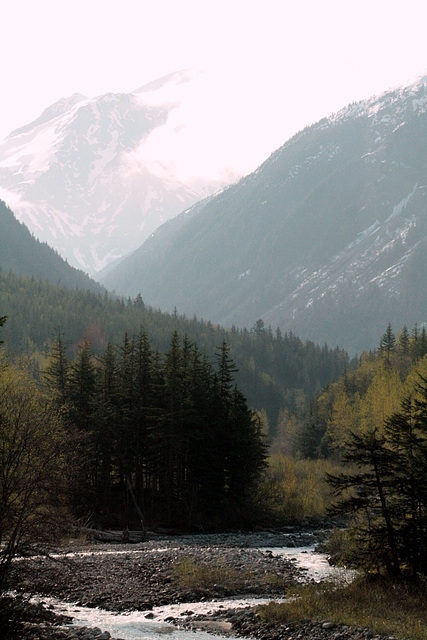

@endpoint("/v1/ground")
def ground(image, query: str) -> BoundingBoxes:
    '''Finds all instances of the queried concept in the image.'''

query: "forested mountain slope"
[0,271,348,430]
[102,76,427,353]
[0,200,103,292]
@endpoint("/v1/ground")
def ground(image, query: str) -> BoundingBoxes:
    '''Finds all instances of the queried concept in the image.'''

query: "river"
[29,540,354,640]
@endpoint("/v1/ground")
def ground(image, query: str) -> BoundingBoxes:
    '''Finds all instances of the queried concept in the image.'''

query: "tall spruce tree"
[43,329,70,407]
[379,323,396,364]
[0,316,6,344]
[133,329,153,515]
[384,395,427,574]
[92,341,120,524]
[397,324,410,355]
[328,427,401,576]
[116,333,137,485]
[67,338,96,432]
[65,338,97,516]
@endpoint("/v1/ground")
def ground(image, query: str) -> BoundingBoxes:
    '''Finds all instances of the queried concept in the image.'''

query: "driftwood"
[77,527,146,543]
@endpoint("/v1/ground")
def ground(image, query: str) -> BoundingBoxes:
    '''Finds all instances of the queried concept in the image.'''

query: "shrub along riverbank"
[254,575,427,640]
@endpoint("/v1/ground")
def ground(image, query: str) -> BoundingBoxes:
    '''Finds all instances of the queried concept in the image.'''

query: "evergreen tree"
[384,395,427,574]
[410,323,421,361]
[328,427,401,576]
[116,333,137,483]
[216,340,238,399]
[225,386,267,508]
[0,316,6,344]
[92,341,120,525]
[252,319,266,338]
[397,324,410,355]
[132,329,153,515]
[65,338,97,516]
[379,323,396,363]
[43,329,70,406]
[134,293,145,310]
[67,338,96,432]
[420,327,427,359]
[155,331,184,523]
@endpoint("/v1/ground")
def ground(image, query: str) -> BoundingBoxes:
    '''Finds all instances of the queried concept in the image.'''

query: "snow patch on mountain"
[385,184,417,223]
[0,71,234,274]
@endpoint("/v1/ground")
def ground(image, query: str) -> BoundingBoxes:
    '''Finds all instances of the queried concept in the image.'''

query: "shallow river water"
[44,595,273,640]
[261,546,356,583]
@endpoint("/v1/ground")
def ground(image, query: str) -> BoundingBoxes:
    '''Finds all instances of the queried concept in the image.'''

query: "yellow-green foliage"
[258,455,343,521]
[326,359,404,453]
[359,361,403,432]
[404,353,427,394]
[257,577,427,640]
[0,363,68,592]
[319,353,427,456]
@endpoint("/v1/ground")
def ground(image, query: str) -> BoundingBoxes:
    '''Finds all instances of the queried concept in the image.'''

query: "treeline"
[270,322,427,577]
[329,371,427,576]
[43,329,267,530]
[0,270,349,428]
[274,322,427,459]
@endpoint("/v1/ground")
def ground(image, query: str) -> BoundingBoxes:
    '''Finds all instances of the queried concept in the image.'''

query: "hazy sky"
[2,0,427,176]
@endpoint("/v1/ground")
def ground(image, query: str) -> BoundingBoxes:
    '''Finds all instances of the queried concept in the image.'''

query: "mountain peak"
[0,74,228,275]
[132,69,197,96]
[9,93,88,138]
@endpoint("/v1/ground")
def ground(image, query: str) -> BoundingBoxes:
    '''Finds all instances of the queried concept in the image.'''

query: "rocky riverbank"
[2,529,393,640]
[9,534,304,611]
[182,605,395,640]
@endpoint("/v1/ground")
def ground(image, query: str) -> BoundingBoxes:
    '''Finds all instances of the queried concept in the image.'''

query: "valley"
[2,69,427,640]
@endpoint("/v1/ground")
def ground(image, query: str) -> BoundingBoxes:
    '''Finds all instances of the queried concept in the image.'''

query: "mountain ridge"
[0,199,104,293]
[101,76,427,352]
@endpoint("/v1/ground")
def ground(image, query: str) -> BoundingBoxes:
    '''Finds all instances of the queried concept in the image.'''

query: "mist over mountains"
[2,69,427,353]
[0,70,233,275]
[101,75,427,353]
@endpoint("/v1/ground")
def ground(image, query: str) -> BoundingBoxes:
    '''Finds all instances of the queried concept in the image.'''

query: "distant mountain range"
[0,70,232,275]
[0,199,103,292]
[101,75,427,353]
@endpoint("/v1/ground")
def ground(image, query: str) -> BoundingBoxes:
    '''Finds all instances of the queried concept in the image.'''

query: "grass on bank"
[173,557,246,590]
[173,557,290,592]
[257,575,427,640]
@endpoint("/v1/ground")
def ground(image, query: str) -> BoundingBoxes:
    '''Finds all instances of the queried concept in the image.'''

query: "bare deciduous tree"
[0,364,68,593]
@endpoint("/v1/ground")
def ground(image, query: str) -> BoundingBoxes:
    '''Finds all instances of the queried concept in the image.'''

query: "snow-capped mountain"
[0,70,235,274]
[101,74,427,353]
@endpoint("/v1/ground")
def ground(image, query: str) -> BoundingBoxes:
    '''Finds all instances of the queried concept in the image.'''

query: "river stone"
[322,621,334,629]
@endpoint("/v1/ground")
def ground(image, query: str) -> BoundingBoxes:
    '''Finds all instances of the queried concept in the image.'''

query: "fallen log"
[76,527,146,543]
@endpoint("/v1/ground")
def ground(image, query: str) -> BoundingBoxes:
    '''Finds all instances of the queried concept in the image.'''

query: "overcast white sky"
[2,0,427,177]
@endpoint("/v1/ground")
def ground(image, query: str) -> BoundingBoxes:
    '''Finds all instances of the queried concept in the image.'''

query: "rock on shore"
[181,604,396,640]
[10,542,300,611]
[3,529,391,640]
